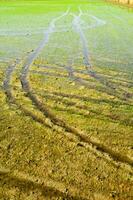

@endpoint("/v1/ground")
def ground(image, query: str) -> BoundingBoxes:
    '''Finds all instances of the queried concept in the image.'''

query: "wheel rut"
[2,9,133,170]
[72,9,133,103]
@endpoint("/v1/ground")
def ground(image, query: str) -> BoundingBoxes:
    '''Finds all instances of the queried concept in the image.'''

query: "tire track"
[3,59,20,103]
[39,92,133,127]
[78,6,106,30]
[72,9,133,103]
[21,8,70,76]
[20,11,81,134]
[32,61,133,126]
[19,12,133,167]
[72,11,92,69]
[3,60,126,122]
[62,60,131,105]
[2,10,70,129]
[41,62,133,86]
[3,60,52,128]
[37,88,131,107]
[42,62,133,91]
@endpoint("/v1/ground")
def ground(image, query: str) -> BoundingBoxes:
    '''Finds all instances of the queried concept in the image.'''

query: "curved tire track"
[3,61,52,128]
[19,12,133,167]
[72,9,133,103]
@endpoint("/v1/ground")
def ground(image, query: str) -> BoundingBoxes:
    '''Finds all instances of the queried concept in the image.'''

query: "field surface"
[0,0,133,199]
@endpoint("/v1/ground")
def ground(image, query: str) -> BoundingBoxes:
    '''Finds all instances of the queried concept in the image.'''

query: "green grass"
[0,1,133,199]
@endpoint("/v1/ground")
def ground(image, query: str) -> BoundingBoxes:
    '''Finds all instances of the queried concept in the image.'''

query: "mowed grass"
[0,0,133,200]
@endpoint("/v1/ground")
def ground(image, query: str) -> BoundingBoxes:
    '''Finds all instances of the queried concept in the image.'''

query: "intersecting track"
[72,8,133,103]
[3,9,133,170]
[21,10,133,167]
[31,59,132,127]
[3,60,52,128]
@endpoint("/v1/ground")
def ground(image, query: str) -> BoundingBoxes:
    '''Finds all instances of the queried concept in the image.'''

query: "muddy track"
[72,12,91,69]
[18,70,133,167]
[58,63,117,96]
[2,10,132,168]
[32,60,133,126]
[20,11,79,132]
[39,92,133,127]
[3,59,20,103]
[19,19,133,167]
[44,66,133,126]
[47,62,133,87]
[2,10,70,130]
[34,59,133,89]
[38,88,132,107]
[45,62,133,99]
[3,61,52,128]
[72,10,133,103]
[62,61,133,105]
[3,62,121,169]
[33,66,133,126]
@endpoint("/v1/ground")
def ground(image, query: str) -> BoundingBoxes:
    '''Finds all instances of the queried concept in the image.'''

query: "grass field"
[0,0,133,199]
